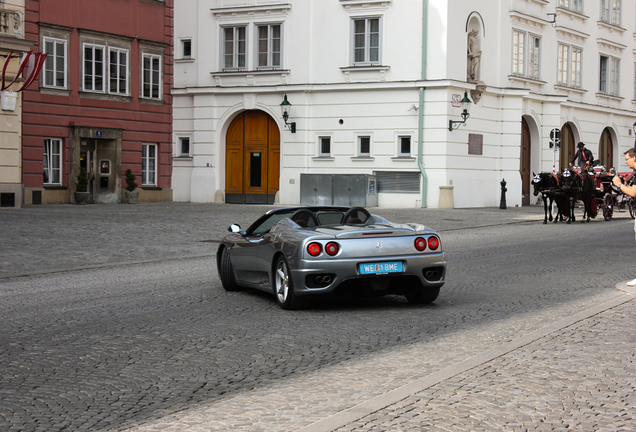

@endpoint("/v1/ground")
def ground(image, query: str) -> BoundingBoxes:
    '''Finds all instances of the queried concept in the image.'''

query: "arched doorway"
[559,123,575,171]
[225,110,280,204]
[520,117,531,205]
[599,128,613,169]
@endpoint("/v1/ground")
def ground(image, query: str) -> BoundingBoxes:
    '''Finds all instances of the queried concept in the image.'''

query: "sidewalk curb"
[297,292,635,432]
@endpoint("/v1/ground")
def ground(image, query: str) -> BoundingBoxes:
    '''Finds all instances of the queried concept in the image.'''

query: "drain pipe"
[417,0,428,208]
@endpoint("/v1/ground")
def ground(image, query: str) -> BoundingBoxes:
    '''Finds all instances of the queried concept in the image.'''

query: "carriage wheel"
[603,193,613,221]
[629,198,636,219]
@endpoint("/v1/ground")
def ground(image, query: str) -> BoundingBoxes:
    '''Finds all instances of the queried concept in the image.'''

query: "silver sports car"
[216,206,446,310]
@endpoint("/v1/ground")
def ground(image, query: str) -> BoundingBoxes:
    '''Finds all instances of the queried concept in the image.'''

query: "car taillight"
[307,242,322,256]
[325,242,339,256]
[414,237,427,251]
[428,236,440,250]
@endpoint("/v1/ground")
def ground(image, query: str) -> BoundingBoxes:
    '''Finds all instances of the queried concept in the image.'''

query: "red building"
[22,0,173,204]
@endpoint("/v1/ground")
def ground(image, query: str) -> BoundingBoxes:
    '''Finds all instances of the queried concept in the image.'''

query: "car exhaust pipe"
[424,270,438,279]
[315,275,324,283]
[313,275,332,285]
[323,275,331,284]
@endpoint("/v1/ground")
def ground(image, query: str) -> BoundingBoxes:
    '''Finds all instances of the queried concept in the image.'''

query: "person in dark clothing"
[569,142,594,169]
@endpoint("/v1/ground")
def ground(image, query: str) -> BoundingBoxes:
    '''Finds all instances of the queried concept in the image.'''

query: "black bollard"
[500,178,507,209]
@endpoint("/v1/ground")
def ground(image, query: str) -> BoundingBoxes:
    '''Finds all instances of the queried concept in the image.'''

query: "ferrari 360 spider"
[216,206,446,310]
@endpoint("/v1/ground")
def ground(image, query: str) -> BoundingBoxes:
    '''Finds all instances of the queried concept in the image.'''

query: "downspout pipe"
[417,0,428,207]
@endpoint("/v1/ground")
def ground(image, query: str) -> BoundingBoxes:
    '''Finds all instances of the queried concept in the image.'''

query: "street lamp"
[280,94,296,133]
[448,91,472,131]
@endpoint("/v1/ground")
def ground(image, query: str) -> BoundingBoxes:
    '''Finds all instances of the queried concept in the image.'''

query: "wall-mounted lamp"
[547,13,556,26]
[280,94,296,133]
[632,121,636,135]
[448,91,472,131]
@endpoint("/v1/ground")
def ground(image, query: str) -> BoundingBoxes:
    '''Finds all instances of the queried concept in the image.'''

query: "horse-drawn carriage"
[533,165,636,224]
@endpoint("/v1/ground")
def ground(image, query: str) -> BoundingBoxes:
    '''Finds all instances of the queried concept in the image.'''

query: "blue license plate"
[359,261,403,275]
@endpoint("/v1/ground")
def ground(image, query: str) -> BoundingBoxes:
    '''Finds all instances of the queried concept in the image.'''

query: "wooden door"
[559,123,575,171]
[520,118,531,205]
[599,128,613,169]
[225,111,280,204]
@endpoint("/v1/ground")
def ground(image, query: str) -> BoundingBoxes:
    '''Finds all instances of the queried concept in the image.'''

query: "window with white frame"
[600,0,621,25]
[42,37,67,89]
[398,136,411,157]
[83,43,105,92]
[142,144,157,186]
[108,47,129,95]
[352,17,380,65]
[358,136,371,157]
[256,24,281,68]
[223,26,247,70]
[318,137,331,157]
[557,43,582,88]
[43,139,62,185]
[178,137,190,156]
[142,53,161,99]
[181,39,192,59]
[600,55,620,95]
[512,30,540,79]
[559,0,583,13]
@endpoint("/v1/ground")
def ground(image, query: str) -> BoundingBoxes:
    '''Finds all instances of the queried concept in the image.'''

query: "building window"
[142,144,157,186]
[43,139,62,185]
[559,0,583,13]
[398,136,411,157]
[600,0,621,26]
[223,26,247,70]
[42,37,67,89]
[352,17,380,65]
[358,136,371,157]
[256,24,281,68]
[512,30,540,79]
[557,43,582,88]
[318,137,331,157]
[142,53,161,99]
[108,47,129,95]
[181,39,192,59]
[179,137,190,156]
[600,55,620,95]
[83,43,105,92]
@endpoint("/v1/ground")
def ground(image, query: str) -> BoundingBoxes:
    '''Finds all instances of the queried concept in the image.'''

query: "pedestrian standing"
[612,147,636,286]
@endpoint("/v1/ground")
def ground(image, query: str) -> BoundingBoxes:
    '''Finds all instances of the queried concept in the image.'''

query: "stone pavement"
[1,203,635,431]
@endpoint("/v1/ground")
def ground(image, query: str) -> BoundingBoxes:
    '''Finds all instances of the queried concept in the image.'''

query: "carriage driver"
[612,148,636,286]
[569,142,594,169]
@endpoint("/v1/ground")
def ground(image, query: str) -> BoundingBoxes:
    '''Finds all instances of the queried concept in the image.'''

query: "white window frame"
[142,144,157,186]
[318,136,331,157]
[178,137,191,157]
[559,0,584,13]
[42,36,67,89]
[43,138,62,185]
[600,54,620,95]
[256,23,281,69]
[557,43,582,88]
[180,38,192,60]
[397,136,412,157]
[108,47,129,95]
[351,16,381,65]
[83,43,105,93]
[141,53,162,100]
[222,25,247,70]
[512,30,540,79]
[600,0,621,26]
[357,135,372,157]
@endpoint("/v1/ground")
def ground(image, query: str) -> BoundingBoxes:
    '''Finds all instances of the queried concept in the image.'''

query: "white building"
[173,0,636,208]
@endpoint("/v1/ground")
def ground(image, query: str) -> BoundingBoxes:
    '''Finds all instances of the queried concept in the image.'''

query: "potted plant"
[124,169,139,204]
[74,167,90,205]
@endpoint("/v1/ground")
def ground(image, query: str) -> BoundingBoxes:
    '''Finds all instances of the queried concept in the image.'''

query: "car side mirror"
[228,224,243,234]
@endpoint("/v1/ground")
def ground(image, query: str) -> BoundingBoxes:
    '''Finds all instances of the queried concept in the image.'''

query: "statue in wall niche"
[467,29,481,82]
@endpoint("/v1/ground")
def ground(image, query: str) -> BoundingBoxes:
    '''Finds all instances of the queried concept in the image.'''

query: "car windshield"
[248,208,352,235]
[249,210,295,236]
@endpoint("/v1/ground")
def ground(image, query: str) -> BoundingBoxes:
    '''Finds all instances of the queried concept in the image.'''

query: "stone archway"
[225,110,280,204]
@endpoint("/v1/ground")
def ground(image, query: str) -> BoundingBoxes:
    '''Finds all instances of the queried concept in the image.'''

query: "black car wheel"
[404,287,440,304]
[274,256,310,310]
[219,247,242,291]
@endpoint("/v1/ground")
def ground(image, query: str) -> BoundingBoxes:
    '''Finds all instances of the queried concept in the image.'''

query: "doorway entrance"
[79,138,119,203]
[520,117,531,206]
[225,110,280,204]
[599,128,613,169]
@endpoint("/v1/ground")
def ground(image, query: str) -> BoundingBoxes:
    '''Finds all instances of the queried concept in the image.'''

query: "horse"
[532,172,568,224]
[560,169,597,223]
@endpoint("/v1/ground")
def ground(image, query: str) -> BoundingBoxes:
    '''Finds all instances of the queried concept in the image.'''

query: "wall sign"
[100,159,111,175]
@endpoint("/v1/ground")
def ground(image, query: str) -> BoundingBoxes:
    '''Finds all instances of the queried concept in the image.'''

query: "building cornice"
[509,11,549,30]
[211,3,292,17]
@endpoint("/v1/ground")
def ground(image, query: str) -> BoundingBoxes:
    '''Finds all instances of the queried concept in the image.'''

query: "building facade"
[173,0,636,208]
[21,0,174,205]
[1,0,31,208]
